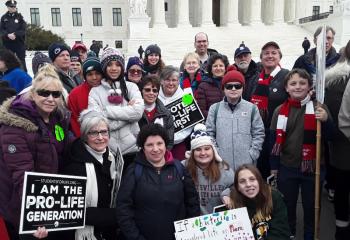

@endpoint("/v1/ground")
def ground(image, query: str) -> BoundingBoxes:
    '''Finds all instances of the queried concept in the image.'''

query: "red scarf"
[181,70,202,95]
[251,66,281,123]
[271,97,316,173]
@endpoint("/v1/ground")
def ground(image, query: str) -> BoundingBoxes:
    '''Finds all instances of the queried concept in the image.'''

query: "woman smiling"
[0,64,71,239]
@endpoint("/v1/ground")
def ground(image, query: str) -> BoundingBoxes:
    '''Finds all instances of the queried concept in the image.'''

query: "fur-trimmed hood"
[0,96,38,132]
[325,60,350,88]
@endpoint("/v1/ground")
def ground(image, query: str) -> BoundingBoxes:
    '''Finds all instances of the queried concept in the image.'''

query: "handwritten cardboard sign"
[174,207,254,240]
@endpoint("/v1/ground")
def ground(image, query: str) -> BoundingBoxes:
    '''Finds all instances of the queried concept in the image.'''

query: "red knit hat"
[221,70,245,89]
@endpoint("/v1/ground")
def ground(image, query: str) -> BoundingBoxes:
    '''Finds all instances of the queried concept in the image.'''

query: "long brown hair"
[229,164,273,218]
[186,146,229,184]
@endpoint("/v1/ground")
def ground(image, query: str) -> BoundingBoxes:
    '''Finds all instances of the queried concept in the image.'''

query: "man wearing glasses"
[0,1,27,72]
[293,25,340,77]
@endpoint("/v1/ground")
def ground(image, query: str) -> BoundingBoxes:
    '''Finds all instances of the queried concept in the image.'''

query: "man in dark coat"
[230,42,260,101]
[302,37,311,54]
[0,0,27,72]
[293,26,340,77]
[48,42,83,93]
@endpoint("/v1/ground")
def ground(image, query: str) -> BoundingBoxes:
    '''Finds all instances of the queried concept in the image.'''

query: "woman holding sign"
[158,65,193,160]
[64,109,123,240]
[0,64,71,239]
[227,164,291,240]
[116,124,200,240]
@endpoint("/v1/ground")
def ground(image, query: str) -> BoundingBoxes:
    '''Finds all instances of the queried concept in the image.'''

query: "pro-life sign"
[165,94,204,133]
[19,172,87,234]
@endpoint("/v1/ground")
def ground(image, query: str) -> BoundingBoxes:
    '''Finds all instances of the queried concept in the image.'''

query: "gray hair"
[79,109,109,141]
[314,26,335,39]
[159,65,179,81]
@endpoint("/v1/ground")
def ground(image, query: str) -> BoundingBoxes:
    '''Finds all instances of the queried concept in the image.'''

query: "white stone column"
[250,0,263,25]
[272,0,284,23]
[200,0,214,26]
[152,0,167,27]
[226,0,240,26]
[177,0,191,27]
[285,0,296,23]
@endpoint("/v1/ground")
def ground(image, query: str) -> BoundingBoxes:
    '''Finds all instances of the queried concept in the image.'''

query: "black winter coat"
[0,11,26,44]
[138,99,174,149]
[116,152,200,240]
[63,139,119,240]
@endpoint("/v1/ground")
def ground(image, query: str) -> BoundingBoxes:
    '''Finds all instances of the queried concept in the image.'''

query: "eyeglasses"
[143,88,158,93]
[128,69,143,75]
[36,89,62,98]
[224,84,243,90]
[87,130,109,138]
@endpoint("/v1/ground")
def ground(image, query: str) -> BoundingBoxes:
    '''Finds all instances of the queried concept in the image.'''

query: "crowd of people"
[0,6,350,239]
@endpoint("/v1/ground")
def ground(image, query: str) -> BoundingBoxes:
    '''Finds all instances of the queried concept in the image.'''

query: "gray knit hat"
[31,51,52,75]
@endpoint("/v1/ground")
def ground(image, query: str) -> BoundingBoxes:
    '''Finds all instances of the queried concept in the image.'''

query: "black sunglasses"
[224,84,243,90]
[128,69,143,75]
[143,88,158,93]
[36,89,62,98]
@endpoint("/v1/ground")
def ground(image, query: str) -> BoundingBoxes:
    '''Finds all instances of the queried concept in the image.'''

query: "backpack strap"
[173,160,184,180]
[134,163,143,182]
[213,102,220,124]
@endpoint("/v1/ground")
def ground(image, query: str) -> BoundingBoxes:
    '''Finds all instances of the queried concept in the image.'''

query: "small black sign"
[165,94,204,133]
[19,172,87,233]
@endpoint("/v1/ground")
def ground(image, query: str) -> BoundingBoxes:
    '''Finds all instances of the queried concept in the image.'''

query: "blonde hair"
[26,64,65,111]
[183,52,200,65]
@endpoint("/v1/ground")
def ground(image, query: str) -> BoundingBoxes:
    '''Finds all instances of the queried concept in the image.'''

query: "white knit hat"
[185,123,222,162]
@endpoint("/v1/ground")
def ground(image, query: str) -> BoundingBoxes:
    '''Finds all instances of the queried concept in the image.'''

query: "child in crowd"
[206,70,265,171]
[227,164,291,240]
[269,68,332,240]
[183,123,234,215]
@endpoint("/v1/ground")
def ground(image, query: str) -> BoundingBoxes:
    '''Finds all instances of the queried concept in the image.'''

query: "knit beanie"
[48,43,71,62]
[144,44,161,58]
[82,57,103,78]
[70,50,81,63]
[31,51,52,75]
[185,124,222,162]
[126,56,143,71]
[100,47,125,72]
[221,70,245,90]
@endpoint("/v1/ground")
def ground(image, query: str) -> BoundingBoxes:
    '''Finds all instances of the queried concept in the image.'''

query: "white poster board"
[174,207,254,240]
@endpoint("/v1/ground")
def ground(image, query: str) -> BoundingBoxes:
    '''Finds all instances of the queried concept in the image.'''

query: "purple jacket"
[0,96,70,228]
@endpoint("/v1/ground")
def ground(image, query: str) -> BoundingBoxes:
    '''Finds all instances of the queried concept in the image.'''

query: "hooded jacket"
[116,151,200,240]
[0,96,70,228]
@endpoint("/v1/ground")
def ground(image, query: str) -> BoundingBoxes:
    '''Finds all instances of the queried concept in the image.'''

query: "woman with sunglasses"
[88,47,144,170]
[206,70,265,172]
[196,53,229,118]
[125,56,144,87]
[138,75,174,149]
[0,64,71,239]
[63,109,123,240]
